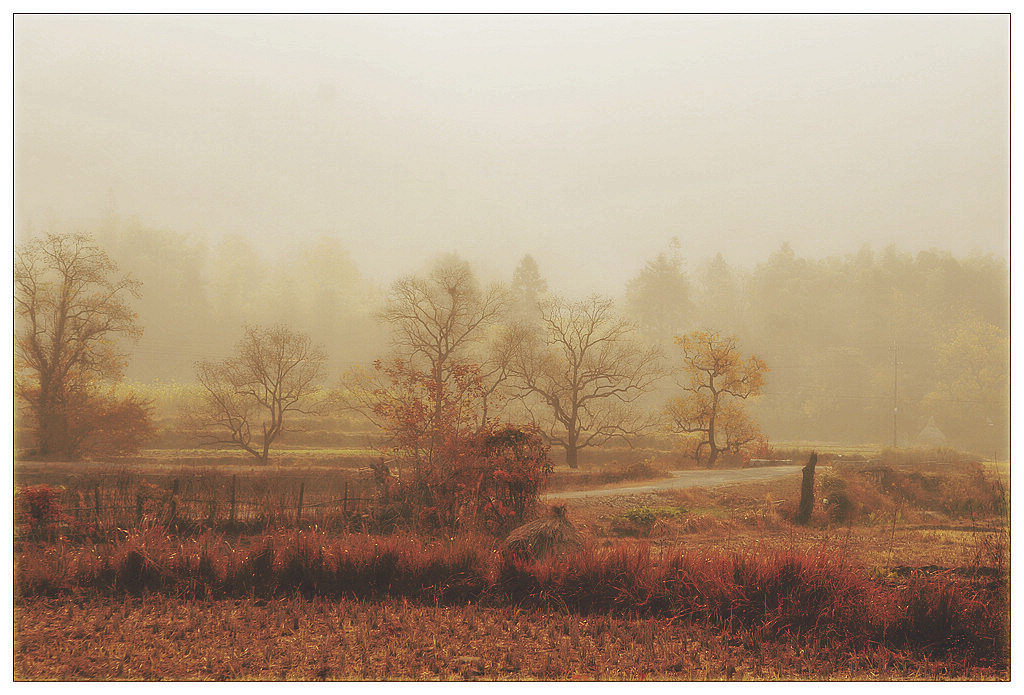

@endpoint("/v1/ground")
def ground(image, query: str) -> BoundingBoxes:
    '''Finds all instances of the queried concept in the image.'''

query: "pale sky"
[14,14,1009,294]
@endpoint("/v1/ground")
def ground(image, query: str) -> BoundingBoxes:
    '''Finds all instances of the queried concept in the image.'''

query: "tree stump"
[797,452,817,525]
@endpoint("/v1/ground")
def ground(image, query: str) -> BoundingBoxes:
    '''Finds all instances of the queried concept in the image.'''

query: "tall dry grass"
[15,528,1007,667]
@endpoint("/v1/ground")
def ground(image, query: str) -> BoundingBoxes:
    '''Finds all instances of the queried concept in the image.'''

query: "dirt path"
[543,465,804,500]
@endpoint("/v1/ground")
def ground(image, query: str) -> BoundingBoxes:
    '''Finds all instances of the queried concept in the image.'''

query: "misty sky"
[15,14,1009,294]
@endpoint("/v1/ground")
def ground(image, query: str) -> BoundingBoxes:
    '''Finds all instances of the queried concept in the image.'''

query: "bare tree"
[191,325,327,463]
[665,330,767,468]
[15,232,148,458]
[380,255,507,417]
[382,255,507,378]
[511,295,662,468]
[476,320,532,425]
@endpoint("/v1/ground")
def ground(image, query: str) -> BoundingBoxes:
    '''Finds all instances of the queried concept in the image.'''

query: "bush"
[820,463,1006,524]
[371,423,553,534]
[16,484,66,534]
[819,470,856,523]
[18,387,156,460]
[610,506,684,536]
[747,434,776,462]
[363,359,552,534]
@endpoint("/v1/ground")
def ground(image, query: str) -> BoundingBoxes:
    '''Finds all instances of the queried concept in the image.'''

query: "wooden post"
[94,484,102,525]
[136,492,144,526]
[797,452,817,525]
[230,475,237,524]
[343,482,349,516]
[296,481,305,525]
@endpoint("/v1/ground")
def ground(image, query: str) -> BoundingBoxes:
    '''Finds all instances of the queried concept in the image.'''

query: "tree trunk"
[566,444,579,469]
[706,410,719,468]
[797,452,817,525]
[37,404,70,459]
[565,423,580,468]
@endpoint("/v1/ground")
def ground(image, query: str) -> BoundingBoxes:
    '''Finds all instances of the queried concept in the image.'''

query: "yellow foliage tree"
[666,330,767,467]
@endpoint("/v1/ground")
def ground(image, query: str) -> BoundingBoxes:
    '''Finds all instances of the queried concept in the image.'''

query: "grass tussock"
[503,506,585,560]
[18,526,493,603]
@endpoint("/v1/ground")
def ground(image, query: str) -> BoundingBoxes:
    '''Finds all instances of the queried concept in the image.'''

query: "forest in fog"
[28,213,1006,458]
[15,16,1008,463]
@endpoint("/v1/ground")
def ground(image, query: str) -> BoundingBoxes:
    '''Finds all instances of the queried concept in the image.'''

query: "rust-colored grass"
[15,527,1008,675]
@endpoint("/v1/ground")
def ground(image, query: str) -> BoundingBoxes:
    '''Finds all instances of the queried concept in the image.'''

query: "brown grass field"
[16,596,1004,681]
[13,448,1011,681]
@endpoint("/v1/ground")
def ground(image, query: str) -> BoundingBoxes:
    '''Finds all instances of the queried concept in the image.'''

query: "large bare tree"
[15,233,148,458]
[380,255,507,417]
[382,256,506,378]
[191,325,327,463]
[511,295,662,468]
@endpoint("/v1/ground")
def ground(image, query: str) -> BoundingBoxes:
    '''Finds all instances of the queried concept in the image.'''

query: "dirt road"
[543,465,804,500]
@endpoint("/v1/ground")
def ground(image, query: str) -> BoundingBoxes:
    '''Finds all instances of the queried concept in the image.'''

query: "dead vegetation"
[14,522,1008,673]
[18,595,1009,681]
[13,453,1011,681]
[503,505,585,560]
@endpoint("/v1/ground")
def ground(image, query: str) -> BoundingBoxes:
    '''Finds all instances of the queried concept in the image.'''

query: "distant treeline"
[66,219,1006,455]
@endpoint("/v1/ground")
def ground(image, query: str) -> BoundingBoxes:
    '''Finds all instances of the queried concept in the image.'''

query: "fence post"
[230,475,237,524]
[93,484,102,525]
[136,492,144,526]
[296,481,305,525]
[343,482,349,516]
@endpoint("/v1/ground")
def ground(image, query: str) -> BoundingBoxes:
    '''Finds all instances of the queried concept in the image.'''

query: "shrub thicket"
[366,359,552,534]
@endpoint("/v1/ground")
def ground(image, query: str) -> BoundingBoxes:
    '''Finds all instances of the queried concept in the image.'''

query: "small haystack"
[503,505,585,560]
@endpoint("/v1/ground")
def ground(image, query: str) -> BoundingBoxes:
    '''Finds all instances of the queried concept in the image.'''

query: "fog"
[16,15,1008,294]
[13,15,1009,454]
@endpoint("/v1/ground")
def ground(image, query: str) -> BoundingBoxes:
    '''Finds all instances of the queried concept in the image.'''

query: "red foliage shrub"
[18,386,155,459]
[748,435,775,461]
[16,484,66,532]
[367,359,552,533]
[78,390,156,457]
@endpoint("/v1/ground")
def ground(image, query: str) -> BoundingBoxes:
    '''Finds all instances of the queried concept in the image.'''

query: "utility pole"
[892,339,899,448]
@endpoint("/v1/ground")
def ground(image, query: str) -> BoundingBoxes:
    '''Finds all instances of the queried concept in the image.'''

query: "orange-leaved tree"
[666,330,767,468]
[349,358,551,533]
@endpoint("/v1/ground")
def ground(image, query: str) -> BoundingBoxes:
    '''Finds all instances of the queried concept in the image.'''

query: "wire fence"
[19,468,377,533]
